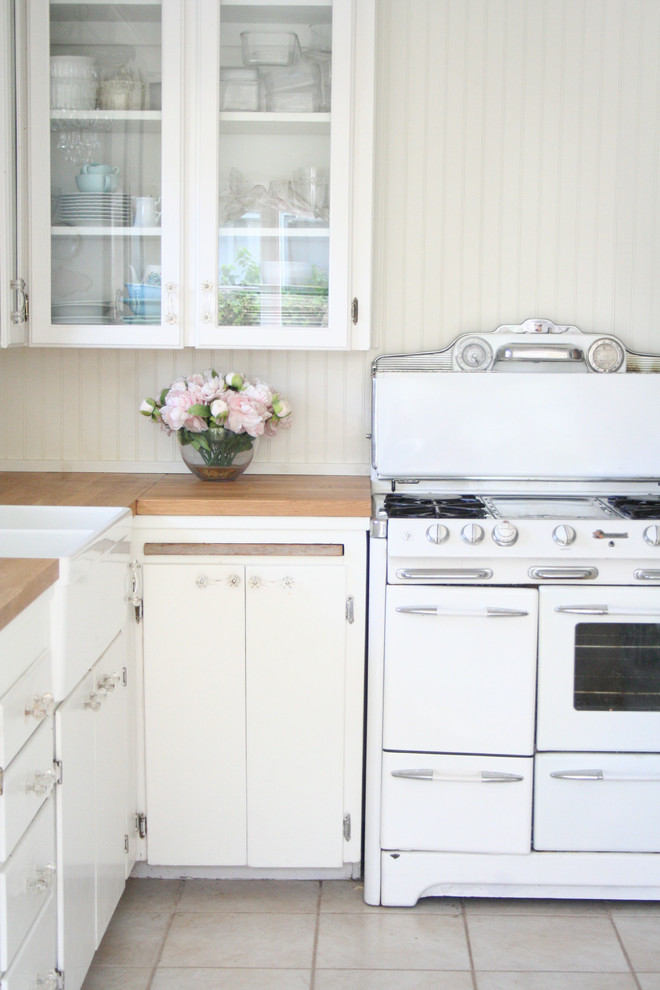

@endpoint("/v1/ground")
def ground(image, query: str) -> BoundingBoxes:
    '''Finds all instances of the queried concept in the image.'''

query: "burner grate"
[607,496,660,520]
[383,494,487,519]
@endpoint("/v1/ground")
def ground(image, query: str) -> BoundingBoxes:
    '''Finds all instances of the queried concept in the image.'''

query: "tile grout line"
[607,906,643,990]
[309,880,322,990]
[144,879,186,990]
[461,900,479,990]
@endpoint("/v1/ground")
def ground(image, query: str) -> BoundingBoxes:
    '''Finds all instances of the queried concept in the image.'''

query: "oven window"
[574,622,660,711]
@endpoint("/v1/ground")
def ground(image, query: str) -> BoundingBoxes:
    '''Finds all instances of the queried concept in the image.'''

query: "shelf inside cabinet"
[51,111,162,131]
[219,112,330,134]
[220,4,332,26]
[219,226,328,236]
[52,226,162,237]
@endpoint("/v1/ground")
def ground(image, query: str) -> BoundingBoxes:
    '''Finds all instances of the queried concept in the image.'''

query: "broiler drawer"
[381,752,533,853]
[534,752,660,852]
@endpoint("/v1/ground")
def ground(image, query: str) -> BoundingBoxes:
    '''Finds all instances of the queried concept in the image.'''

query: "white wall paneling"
[2,0,660,473]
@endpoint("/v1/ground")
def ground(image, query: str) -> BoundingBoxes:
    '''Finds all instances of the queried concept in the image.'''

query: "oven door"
[536,587,660,751]
[383,586,538,756]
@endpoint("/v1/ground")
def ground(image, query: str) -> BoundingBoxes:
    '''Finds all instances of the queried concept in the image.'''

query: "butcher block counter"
[0,472,371,629]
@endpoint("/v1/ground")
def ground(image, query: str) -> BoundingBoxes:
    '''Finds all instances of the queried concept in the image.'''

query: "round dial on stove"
[553,524,576,546]
[643,524,660,546]
[455,336,494,372]
[492,520,518,547]
[461,523,484,545]
[426,523,449,544]
[586,337,625,373]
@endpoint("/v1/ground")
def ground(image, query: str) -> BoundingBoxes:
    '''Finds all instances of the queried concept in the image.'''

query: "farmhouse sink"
[0,505,128,558]
[0,504,132,699]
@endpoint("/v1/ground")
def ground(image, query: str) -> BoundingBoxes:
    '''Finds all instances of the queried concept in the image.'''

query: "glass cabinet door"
[28,0,183,347]
[195,0,364,349]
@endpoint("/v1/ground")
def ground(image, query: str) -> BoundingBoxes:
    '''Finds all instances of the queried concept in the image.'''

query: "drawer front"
[0,594,51,700]
[0,650,53,768]
[534,752,660,852]
[0,721,55,862]
[382,752,533,854]
[0,798,56,971]
[383,586,538,756]
[0,894,56,990]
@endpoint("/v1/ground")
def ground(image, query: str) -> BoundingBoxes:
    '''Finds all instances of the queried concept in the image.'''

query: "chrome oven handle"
[392,769,524,783]
[550,769,660,783]
[634,569,660,581]
[395,568,493,581]
[555,604,660,617]
[395,605,529,618]
[528,566,598,580]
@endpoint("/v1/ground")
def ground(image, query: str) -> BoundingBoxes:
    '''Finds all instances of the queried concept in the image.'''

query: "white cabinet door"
[27,0,184,347]
[94,633,129,941]
[246,563,347,867]
[55,669,96,990]
[143,563,247,865]
[193,0,374,350]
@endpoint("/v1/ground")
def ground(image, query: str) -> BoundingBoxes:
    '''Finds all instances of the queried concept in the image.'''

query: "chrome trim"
[395,605,529,618]
[496,344,583,363]
[634,569,660,581]
[528,566,598,580]
[555,604,660,616]
[395,568,494,581]
[392,769,524,783]
[550,770,604,781]
[550,769,660,782]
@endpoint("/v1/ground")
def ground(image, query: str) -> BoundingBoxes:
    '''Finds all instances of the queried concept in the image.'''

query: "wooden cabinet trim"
[143,542,344,557]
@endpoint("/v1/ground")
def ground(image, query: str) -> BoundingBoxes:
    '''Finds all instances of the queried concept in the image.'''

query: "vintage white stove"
[364,319,660,906]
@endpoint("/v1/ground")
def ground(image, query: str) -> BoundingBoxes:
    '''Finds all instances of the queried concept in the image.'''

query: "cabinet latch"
[129,560,143,623]
[136,812,147,838]
[343,814,351,842]
[345,596,355,624]
[351,297,359,325]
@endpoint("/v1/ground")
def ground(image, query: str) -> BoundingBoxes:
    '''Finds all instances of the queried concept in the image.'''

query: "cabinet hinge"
[129,560,143,623]
[343,813,351,842]
[124,834,129,853]
[122,666,128,687]
[136,812,147,838]
[345,596,354,624]
[0,767,3,796]
[351,297,358,325]
[54,760,63,785]
[10,277,28,324]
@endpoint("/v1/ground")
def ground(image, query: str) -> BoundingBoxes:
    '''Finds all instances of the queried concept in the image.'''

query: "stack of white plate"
[55,194,132,227]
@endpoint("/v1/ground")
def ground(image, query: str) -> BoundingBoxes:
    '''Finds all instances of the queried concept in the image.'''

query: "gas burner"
[607,496,660,519]
[383,494,487,519]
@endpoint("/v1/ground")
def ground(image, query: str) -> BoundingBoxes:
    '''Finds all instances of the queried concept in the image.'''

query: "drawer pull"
[550,769,660,782]
[97,672,121,692]
[84,689,107,712]
[25,693,54,721]
[634,569,660,581]
[36,973,59,990]
[396,568,493,581]
[392,769,524,783]
[396,605,529,618]
[26,863,55,895]
[25,768,57,797]
[528,566,598,580]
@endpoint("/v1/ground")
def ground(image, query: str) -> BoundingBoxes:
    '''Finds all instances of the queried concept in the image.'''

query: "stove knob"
[426,523,449,545]
[461,523,484,545]
[552,524,576,547]
[492,520,518,547]
[643,525,660,547]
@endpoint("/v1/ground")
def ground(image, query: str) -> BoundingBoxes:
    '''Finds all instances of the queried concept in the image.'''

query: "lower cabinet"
[55,630,132,990]
[141,528,366,870]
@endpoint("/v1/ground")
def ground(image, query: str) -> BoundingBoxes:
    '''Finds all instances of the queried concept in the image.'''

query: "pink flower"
[210,397,229,421]
[161,388,206,433]
[226,391,267,437]
[244,379,275,408]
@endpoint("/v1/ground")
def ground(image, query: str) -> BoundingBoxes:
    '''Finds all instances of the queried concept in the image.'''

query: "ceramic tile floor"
[80,879,660,990]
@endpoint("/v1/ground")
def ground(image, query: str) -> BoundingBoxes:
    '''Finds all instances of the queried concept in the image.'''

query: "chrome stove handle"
[392,769,524,783]
[396,605,529,618]
[634,569,660,581]
[396,568,493,581]
[496,344,583,363]
[528,566,598,580]
[550,769,660,783]
[555,605,660,617]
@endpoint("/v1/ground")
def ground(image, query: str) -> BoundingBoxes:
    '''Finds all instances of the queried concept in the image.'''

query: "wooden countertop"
[0,558,59,631]
[135,474,372,517]
[0,471,370,631]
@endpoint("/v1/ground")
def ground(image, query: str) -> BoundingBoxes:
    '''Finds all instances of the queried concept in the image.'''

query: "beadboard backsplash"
[3,0,660,474]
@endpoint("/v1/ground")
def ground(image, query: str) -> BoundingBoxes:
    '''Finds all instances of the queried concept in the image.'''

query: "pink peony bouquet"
[140,370,291,468]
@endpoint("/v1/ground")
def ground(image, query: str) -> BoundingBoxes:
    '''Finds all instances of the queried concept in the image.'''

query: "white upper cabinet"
[24,0,373,349]
[27,0,184,347]
[191,0,373,350]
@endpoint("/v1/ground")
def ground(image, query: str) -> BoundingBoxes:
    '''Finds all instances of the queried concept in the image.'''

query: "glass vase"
[179,429,257,481]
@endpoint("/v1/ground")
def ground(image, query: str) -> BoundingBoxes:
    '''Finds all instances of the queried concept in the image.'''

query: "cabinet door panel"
[143,564,246,865]
[246,564,346,867]
[94,634,128,941]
